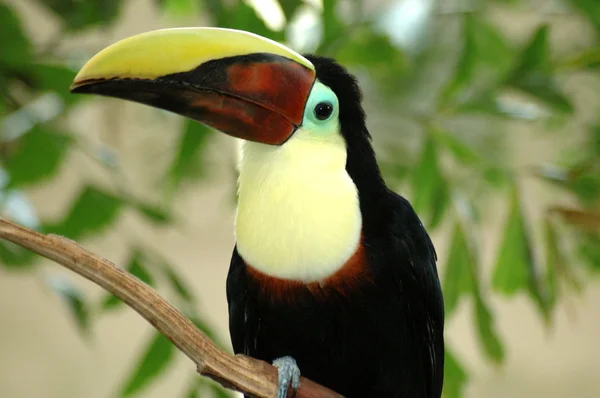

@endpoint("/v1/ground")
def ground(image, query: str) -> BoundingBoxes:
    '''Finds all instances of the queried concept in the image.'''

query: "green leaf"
[45,274,90,333]
[335,29,404,68]
[507,25,574,114]
[0,3,33,67]
[3,126,73,188]
[380,161,410,186]
[543,216,583,301]
[32,63,79,107]
[492,186,532,295]
[543,218,560,311]
[165,120,212,198]
[202,0,227,25]
[442,348,468,398]
[380,144,413,184]
[567,0,600,35]
[443,223,474,316]
[538,162,600,207]
[120,332,176,397]
[442,15,513,104]
[516,26,551,73]
[160,0,200,18]
[101,295,120,311]
[559,47,600,71]
[102,252,155,310]
[411,135,449,229]
[591,125,600,156]
[482,166,509,188]
[129,257,154,286]
[570,171,600,207]
[492,184,551,319]
[578,232,600,271]
[453,91,545,121]
[0,241,37,269]
[434,129,481,166]
[48,185,123,240]
[164,263,195,302]
[279,0,303,21]
[473,293,505,363]
[334,28,406,92]
[42,0,123,31]
[131,201,172,225]
[446,202,506,362]
[318,0,345,53]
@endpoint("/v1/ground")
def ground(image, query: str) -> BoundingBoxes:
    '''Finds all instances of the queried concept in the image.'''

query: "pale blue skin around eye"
[301,80,340,131]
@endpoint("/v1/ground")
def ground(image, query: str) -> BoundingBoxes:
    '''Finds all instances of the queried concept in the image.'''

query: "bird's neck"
[234,135,362,283]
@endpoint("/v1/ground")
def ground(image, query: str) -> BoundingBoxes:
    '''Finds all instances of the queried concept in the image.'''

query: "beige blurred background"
[1,0,600,397]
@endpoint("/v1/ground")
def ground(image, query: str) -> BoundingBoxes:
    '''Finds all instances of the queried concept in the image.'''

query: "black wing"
[388,191,445,397]
[226,247,255,356]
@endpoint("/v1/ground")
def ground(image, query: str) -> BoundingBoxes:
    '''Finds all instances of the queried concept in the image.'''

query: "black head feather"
[304,55,369,139]
[303,54,388,204]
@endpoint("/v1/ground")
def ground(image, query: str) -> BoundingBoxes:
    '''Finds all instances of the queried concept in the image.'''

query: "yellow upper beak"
[71,28,317,145]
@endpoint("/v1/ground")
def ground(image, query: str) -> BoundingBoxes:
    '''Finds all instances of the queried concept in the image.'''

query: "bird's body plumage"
[70,34,444,398]
[228,192,443,397]
[227,56,444,397]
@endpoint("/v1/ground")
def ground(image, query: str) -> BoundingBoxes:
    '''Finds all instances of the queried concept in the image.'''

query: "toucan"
[70,28,445,398]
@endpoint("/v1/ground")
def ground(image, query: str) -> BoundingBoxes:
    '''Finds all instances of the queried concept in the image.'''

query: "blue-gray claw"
[272,356,301,398]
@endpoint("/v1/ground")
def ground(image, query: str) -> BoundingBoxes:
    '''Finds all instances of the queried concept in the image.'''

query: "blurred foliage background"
[1,0,600,397]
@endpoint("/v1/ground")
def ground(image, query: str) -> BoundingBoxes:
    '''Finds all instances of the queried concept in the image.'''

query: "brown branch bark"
[0,217,342,398]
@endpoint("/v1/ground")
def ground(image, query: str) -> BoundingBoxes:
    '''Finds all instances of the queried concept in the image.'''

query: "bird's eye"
[313,102,333,121]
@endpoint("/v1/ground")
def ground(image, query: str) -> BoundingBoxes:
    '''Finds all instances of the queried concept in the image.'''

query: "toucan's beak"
[71,28,316,145]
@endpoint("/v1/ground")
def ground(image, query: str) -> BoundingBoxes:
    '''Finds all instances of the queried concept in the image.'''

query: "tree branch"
[0,217,342,398]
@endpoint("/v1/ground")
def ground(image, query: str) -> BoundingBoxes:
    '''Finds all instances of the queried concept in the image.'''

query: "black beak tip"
[70,78,117,94]
[70,82,93,94]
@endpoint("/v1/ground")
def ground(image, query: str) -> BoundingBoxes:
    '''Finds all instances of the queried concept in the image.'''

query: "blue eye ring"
[313,101,334,121]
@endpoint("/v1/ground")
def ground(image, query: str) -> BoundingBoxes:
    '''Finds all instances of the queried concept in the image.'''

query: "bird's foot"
[272,356,301,398]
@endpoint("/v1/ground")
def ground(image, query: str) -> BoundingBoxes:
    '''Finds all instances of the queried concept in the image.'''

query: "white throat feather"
[234,125,362,283]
